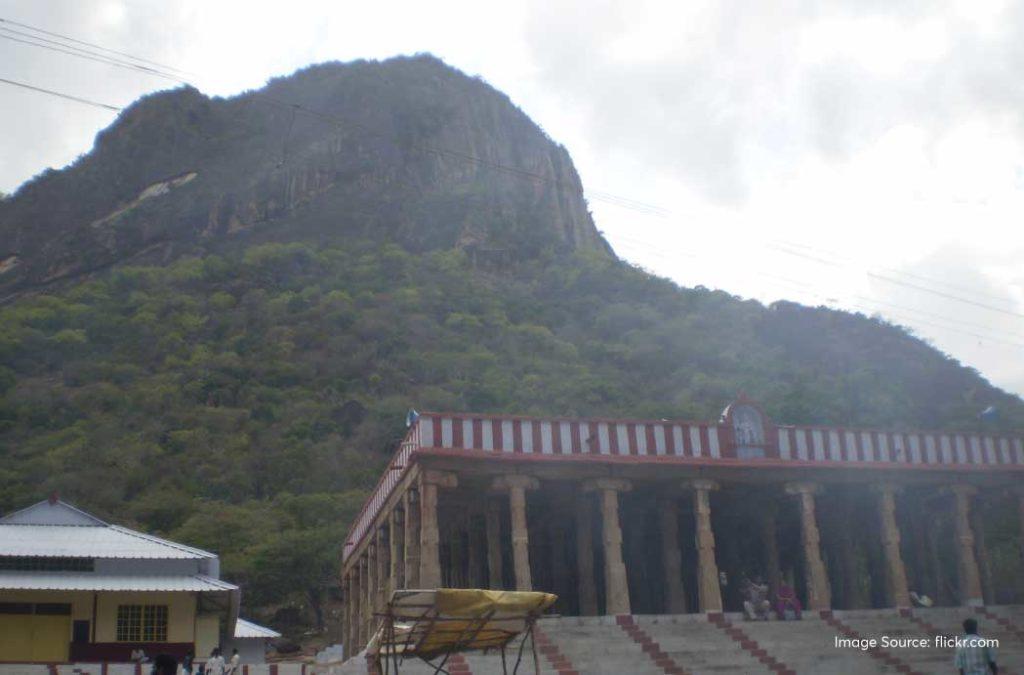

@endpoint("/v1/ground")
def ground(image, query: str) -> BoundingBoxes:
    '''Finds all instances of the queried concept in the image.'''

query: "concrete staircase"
[731,612,894,674]
[908,606,1024,675]
[335,606,1024,675]
[832,607,1024,675]
[633,613,775,674]
[531,615,661,674]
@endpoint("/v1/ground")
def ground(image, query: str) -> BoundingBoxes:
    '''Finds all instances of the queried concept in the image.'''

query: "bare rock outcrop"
[0,55,612,300]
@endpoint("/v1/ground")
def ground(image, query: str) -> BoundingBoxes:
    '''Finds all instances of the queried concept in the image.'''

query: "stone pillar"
[389,508,404,593]
[365,542,377,641]
[658,494,687,614]
[949,485,984,606]
[492,475,540,591]
[584,478,632,615]
[873,484,910,608]
[575,494,598,616]
[376,526,389,614]
[343,573,351,653]
[403,489,421,588]
[353,571,363,651]
[485,497,505,589]
[419,470,458,589]
[358,555,368,649]
[343,572,353,654]
[785,482,831,611]
[686,479,723,613]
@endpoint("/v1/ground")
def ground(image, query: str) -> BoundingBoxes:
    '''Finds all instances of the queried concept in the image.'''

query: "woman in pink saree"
[774,582,802,620]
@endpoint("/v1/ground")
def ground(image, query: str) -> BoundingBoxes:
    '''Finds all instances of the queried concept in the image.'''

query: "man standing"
[956,618,998,675]
[206,648,226,675]
[227,648,241,674]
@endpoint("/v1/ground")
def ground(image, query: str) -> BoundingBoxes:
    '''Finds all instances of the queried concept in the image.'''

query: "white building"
[0,496,279,664]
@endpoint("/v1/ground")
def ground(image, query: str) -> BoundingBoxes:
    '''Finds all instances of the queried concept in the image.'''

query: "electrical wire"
[0,76,121,111]
[773,238,1019,309]
[616,236,1024,347]
[0,31,189,84]
[0,17,194,75]
[766,242,1024,320]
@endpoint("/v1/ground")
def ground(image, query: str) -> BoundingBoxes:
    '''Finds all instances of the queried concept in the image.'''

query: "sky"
[2,0,1023,397]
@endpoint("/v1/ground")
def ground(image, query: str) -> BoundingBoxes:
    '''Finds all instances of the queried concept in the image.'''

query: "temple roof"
[342,405,1024,563]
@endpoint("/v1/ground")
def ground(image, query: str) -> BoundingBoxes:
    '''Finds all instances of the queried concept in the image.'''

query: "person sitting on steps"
[774,581,802,620]
[741,575,771,621]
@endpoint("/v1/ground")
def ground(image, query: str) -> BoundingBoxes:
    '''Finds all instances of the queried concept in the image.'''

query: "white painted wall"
[221,637,269,664]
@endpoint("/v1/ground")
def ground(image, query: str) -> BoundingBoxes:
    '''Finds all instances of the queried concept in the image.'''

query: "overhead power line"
[866,272,1024,320]
[758,273,1024,349]
[617,236,1024,348]
[767,242,1024,320]
[0,76,121,111]
[854,293,1024,342]
[775,239,1019,309]
[0,17,193,75]
[0,31,189,84]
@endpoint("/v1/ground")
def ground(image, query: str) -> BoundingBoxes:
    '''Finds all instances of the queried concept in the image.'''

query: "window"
[0,556,94,571]
[116,604,168,642]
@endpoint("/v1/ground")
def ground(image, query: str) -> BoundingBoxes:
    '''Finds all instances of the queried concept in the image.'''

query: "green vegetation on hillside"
[2,238,1021,632]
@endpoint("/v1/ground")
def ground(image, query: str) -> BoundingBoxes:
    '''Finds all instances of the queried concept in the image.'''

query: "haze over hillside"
[1,55,1021,634]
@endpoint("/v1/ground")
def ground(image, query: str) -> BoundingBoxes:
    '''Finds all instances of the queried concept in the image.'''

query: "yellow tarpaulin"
[369,588,556,662]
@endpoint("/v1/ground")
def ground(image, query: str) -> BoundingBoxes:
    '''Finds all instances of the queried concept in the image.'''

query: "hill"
[1,55,1021,637]
[0,55,608,300]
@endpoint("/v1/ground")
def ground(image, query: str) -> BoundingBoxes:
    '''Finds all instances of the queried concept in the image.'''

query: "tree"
[249,528,340,631]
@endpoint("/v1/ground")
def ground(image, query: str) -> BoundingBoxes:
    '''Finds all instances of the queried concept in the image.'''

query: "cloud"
[520,0,1024,205]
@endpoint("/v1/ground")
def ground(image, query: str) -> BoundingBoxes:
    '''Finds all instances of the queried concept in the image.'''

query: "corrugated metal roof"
[0,523,215,559]
[234,618,281,639]
[1,500,108,526]
[0,572,237,592]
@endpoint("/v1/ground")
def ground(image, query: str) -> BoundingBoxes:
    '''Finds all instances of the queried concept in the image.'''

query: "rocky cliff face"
[0,55,611,299]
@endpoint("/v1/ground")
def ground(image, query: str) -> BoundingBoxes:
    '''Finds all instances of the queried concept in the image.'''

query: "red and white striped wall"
[775,426,1024,466]
[418,414,723,458]
[342,412,1024,562]
[415,413,1024,468]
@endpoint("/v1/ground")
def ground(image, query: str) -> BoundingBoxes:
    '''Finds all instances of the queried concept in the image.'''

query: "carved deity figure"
[733,406,764,446]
